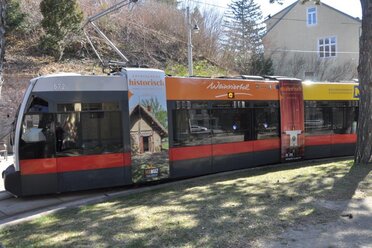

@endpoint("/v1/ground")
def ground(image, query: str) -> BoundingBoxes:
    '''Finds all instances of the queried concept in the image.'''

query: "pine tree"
[223,0,265,74]
[39,0,83,61]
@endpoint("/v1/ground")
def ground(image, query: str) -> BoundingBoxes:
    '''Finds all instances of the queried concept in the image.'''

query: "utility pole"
[187,6,193,77]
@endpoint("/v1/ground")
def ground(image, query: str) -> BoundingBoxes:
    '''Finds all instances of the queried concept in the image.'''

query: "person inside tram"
[55,122,64,152]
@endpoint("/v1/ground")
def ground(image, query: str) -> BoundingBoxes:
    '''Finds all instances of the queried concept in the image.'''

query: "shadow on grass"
[262,161,372,247]
[327,161,372,200]
[0,159,371,247]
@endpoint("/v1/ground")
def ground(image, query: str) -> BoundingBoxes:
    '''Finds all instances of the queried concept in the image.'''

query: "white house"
[263,1,361,81]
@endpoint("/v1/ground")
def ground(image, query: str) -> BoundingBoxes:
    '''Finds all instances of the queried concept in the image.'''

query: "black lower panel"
[170,157,212,178]
[3,165,55,196]
[59,167,132,192]
[305,143,355,159]
[332,143,355,157]
[8,167,132,196]
[22,173,59,196]
[3,165,22,196]
[213,153,255,173]
[304,145,332,159]
[171,149,281,178]
[254,149,281,166]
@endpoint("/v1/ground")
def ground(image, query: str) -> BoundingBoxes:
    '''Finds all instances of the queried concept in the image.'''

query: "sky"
[193,0,362,19]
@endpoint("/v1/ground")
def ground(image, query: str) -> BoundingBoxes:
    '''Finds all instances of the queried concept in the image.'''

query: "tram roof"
[31,73,129,92]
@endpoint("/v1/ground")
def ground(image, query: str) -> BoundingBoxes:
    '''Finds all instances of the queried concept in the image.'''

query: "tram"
[2,68,359,196]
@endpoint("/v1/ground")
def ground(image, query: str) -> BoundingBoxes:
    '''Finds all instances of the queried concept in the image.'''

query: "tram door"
[126,69,170,183]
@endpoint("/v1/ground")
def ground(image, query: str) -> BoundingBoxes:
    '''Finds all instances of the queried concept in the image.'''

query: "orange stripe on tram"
[20,153,131,175]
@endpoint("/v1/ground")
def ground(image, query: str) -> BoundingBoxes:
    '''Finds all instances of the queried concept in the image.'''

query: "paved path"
[0,156,128,226]
[0,155,13,191]
[260,196,372,248]
[0,119,12,143]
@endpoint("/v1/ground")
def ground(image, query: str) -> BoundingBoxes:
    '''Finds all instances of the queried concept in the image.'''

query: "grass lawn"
[0,160,371,247]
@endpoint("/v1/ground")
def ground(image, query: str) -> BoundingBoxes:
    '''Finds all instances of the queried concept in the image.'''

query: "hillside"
[0,0,243,140]
[0,32,107,140]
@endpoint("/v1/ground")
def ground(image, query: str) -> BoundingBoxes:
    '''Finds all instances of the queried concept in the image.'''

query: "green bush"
[6,0,26,33]
[165,60,228,77]
[39,0,83,60]
[249,53,274,76]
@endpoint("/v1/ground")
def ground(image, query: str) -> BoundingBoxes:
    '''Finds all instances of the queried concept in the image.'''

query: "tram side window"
[305,107,333,135]
[255,108,280,140]
[81,111,123,154]
[56,102,123,156]
[332,107,358,134]
[56,113,81,154]
[210,108,253,144]
[172,108,211,147]
[20,114,55,159]
[305,101,359,135]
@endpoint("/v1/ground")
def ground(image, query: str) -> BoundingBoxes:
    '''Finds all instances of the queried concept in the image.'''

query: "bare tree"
[271,50,357,81]
[0,0,9,140]
[0,0,5,96]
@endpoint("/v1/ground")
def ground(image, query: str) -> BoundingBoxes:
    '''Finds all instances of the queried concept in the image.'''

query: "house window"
[307,7,317,26]
[318,37,336,58]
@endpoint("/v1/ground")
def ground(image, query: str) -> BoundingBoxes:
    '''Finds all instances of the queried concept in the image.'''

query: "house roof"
[264,1,297,36]
[321,2,361,23]
[130,104,168,138]
[264,0,361,37]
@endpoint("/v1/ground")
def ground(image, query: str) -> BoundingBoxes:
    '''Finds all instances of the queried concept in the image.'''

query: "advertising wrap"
[279,79,305,161]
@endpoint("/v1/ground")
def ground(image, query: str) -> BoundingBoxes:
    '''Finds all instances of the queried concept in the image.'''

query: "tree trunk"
[355,0,372,164]
[0,0,5,96]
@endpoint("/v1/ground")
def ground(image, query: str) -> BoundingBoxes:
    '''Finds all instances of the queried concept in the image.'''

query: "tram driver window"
[20,96,55,159]
[20,114,55,159]
[28,97,49,113]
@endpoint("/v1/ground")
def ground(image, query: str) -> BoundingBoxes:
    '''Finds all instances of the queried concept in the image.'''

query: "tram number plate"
[53,83,66,90]
[144,168,159,178]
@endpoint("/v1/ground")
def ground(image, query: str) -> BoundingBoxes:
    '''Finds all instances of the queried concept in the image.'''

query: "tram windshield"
[18,95,124,160]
